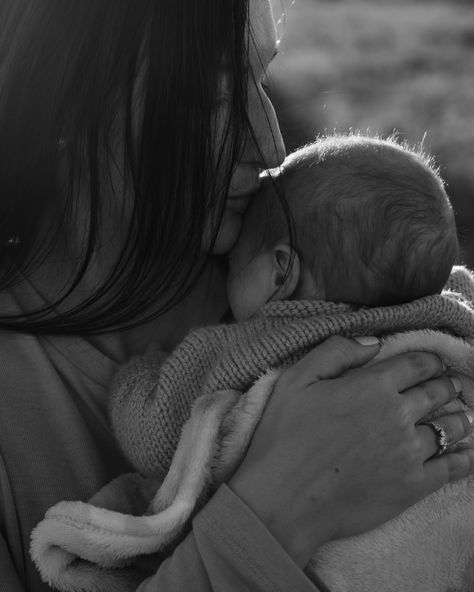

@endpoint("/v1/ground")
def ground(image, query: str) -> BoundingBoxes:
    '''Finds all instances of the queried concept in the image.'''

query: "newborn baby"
[32,135,474,592]
[228,133,458,320]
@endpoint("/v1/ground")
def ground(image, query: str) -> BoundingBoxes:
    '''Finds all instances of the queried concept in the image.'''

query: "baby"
[31,135,474,592]
[227,133,459,320]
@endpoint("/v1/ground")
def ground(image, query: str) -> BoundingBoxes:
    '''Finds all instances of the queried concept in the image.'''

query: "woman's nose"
[245,91,286,169]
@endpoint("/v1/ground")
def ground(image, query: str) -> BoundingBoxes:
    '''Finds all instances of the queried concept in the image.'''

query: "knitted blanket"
[31,266,474,592]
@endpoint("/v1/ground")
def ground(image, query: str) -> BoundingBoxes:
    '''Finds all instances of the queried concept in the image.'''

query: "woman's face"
[210,0,286,254]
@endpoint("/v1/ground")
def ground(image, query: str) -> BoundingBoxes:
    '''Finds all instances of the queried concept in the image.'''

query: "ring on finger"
[419,420,449,457]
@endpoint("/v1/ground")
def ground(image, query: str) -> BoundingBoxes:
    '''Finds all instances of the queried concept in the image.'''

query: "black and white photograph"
[0,1,474,590]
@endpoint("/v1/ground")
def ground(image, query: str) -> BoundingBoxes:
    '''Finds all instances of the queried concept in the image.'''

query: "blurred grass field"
[268,0,474,266]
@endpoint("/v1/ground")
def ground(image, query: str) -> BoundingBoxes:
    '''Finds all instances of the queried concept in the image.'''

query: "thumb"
[290,335,381,382]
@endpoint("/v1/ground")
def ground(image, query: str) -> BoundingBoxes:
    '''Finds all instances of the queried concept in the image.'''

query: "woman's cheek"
[208,209,243,255]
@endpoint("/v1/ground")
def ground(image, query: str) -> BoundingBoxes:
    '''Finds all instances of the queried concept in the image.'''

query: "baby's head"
[228,134,458,321]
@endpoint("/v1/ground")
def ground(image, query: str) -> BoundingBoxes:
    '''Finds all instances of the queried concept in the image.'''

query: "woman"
[0,1,472,590]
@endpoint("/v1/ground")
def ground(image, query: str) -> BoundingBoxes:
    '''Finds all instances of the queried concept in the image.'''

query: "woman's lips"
[228,181,260,199]
[226,196,250,214]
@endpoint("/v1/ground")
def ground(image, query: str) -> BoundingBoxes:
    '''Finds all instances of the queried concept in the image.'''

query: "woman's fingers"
[439,397,469,415]
[417,411,474,459]
[403,376,462,420]
[290,341,448,401]
[424,448,474,494]
[369,351,445,393]
[283,335,380,386]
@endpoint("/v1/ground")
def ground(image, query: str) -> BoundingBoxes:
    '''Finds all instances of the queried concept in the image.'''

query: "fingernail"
[465,411,474,426]
[354,336,380,346]
[449,376,463,393]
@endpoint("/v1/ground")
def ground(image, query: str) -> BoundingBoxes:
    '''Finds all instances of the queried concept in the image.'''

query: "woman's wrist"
[228,465,335,568]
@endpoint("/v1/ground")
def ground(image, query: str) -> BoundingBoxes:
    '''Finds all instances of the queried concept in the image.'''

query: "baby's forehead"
[264,158,330,210]
[242,164,320,230]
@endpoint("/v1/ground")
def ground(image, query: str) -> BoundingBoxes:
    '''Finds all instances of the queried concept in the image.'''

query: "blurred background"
[268,0,474,267]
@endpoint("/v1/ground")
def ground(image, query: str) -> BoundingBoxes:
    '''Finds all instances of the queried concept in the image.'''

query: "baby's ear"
[271,244,300,300]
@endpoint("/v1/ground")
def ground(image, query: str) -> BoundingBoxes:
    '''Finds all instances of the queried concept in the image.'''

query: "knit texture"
[110,265,474,480]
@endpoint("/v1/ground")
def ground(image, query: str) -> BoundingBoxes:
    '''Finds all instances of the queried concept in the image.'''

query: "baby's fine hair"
[260,134,459,306]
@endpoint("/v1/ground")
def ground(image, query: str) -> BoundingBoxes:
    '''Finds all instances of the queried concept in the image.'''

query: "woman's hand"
[229,336,474,567]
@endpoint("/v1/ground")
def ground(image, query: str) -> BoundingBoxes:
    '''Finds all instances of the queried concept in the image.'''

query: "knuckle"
[393,404,413,431]
[406,352,435,378]
[457,412,472,436]
[400,425,429,462]
[411,437,425,460]
[371,366,395,393]
[421,383,438,404]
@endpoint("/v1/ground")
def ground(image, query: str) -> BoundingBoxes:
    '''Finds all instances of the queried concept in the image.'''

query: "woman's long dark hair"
[0,0,260,334]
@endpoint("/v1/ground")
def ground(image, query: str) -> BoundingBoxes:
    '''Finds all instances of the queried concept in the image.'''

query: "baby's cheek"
[228,269,260,322]
[225,273,243,321]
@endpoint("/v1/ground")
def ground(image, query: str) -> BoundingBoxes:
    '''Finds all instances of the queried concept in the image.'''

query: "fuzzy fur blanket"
[30,329,474,592]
